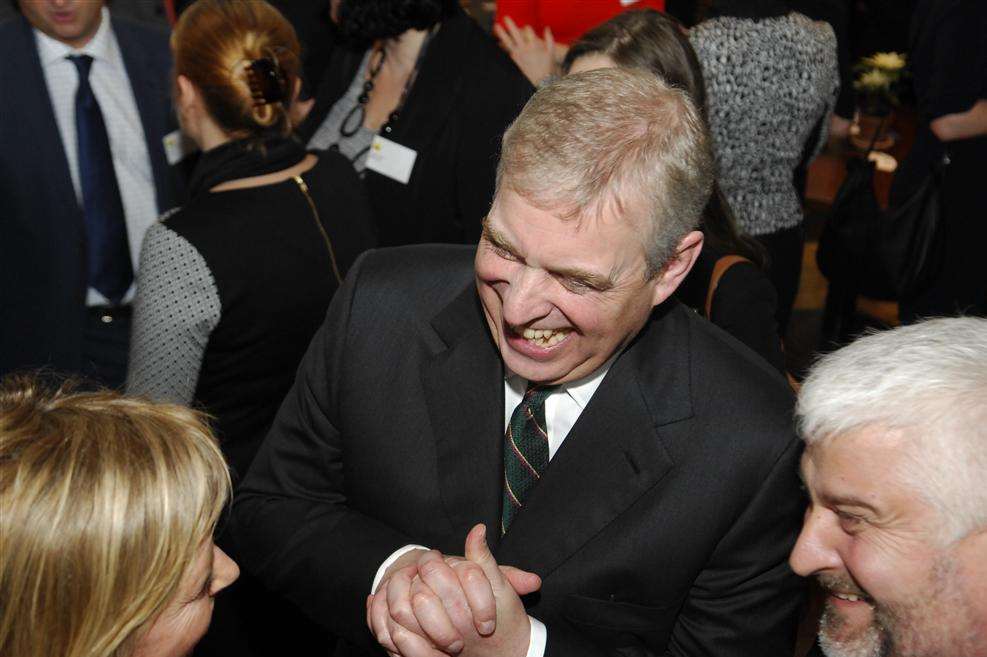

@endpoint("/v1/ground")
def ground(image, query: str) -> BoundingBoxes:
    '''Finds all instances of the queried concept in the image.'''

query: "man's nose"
[501,266,553,327]
[789,507,844,577]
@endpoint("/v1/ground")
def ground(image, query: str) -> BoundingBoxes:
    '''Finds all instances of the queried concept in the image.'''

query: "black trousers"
[81,306,131,390]
[756,225,805,335]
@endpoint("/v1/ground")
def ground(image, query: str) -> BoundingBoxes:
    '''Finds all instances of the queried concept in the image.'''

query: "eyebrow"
[820,493,882,516]
[481,217,617,291]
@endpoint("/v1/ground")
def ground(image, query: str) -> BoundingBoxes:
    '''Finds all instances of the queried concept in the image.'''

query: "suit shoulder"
[689,309,791,406]
[110,15,171,65]
[111,14,170,44]
[347,245,477,317]
[0,16,30,65]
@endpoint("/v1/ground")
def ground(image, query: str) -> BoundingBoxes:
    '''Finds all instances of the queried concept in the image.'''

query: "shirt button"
[101,314,113,324]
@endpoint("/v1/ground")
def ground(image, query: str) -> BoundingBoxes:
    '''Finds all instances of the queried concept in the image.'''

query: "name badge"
[365,135,418,184]
[162,129,196,165]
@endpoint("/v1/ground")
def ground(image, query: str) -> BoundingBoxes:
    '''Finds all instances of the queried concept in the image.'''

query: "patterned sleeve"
[127,218,221,405]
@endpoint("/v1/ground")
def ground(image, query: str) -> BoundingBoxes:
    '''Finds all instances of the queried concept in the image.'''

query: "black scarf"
[188,136,307,198]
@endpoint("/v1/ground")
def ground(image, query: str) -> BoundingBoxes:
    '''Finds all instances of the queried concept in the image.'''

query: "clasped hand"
[367,525,541,657]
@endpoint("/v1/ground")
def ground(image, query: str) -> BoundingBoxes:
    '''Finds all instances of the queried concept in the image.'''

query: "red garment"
[496,0,667,45]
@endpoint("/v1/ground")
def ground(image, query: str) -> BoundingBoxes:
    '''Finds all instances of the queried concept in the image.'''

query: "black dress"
[129,149,376,481]
[676,247,786,374]
[893,0,987,320]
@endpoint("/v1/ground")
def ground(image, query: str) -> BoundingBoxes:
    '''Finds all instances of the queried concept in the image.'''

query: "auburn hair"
[171,0,301,138]
[0,375,230,657]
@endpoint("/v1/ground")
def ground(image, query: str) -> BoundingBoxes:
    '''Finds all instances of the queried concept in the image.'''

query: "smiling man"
[234,68,804,657]
[792,317,987,657]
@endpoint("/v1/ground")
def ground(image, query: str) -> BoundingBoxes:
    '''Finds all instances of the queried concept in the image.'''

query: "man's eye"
[558,277,593,293]
[488,243,518,261]
[836,510,864,532]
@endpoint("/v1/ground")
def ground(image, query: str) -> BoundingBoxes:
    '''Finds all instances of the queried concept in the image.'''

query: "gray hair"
[495,67,714,277]
[796,317,987,542]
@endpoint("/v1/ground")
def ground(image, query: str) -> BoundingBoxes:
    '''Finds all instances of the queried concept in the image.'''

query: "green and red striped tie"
[502,384,557,534]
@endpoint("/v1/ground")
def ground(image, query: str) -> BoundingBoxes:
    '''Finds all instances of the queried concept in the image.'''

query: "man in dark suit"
[233,68,805,657]
[0,0,182,387]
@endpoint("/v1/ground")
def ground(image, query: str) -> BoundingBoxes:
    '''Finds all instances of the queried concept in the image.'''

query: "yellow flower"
[864,52,907,71]
[855,69,892,91]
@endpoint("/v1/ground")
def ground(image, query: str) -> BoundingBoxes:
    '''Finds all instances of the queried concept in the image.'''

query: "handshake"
[367,525,543,657]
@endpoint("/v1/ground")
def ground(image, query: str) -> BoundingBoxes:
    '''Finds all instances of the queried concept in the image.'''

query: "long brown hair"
[563,9,765,267]
[171,0,301,139]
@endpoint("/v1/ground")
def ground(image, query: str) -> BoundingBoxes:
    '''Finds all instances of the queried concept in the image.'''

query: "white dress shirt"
[374,359,616,657]
[33,7,160,305]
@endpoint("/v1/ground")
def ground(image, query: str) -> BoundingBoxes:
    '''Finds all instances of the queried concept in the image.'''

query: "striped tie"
[502,384,557,533]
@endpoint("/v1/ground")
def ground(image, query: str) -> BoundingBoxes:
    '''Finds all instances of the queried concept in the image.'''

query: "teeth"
[520,327,570,347]
[834,593,862,602]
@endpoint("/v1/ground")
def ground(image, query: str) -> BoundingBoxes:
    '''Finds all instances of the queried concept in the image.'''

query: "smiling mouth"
[515,326,572,348]
[827,590,874,605]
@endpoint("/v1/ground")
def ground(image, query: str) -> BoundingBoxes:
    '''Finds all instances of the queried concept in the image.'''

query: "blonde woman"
[0,376,239,657]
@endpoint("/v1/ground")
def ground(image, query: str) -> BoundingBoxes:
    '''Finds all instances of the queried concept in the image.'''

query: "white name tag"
[365,135,418,184]
[162,129,196,165]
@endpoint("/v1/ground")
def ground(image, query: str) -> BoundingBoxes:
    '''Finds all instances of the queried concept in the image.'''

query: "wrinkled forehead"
[488,189,651,270]
[801,427,923,505]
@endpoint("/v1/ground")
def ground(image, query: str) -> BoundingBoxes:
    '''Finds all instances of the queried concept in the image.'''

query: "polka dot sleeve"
[127,217,221,405]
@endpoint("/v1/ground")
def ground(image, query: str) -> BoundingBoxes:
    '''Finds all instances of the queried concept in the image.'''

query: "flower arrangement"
[853,52,907,116]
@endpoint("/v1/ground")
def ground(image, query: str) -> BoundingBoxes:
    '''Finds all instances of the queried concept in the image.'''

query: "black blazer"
[0,14,181,377]
[298,9,533,247]
[233,245,806,657]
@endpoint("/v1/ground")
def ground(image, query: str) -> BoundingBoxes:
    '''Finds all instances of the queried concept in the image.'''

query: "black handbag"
[817,133,949,300]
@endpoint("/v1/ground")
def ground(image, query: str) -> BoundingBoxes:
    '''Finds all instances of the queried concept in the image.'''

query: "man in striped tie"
[235,68,804,657]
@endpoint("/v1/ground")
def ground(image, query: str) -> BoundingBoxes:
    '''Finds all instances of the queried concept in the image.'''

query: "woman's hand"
[493,16,565,85]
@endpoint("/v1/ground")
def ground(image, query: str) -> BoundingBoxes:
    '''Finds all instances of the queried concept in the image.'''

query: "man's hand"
[367,525,541,657]
[493,16,565,85]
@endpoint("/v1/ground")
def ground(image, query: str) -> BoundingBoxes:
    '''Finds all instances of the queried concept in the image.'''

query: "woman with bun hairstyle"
[0,375,239,657]
[562,9,786,374]
[301,0,533,246]
[128,0,375,483]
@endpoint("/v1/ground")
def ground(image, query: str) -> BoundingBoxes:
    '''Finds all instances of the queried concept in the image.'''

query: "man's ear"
[650,230,704,306]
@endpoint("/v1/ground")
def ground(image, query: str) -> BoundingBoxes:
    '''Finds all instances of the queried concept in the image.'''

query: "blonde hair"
[171,0,301,137]
[496,67,714,277]
[0,376,231,657]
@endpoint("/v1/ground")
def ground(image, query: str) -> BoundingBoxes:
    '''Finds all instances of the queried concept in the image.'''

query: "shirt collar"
[505,352,620,411]
[34,7,115,69]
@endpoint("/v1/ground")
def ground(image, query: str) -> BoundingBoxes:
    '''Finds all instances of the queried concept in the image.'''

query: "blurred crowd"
[1,2,985,657]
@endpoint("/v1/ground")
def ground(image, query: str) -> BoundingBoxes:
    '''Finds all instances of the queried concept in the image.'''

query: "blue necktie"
[68,54,133,304]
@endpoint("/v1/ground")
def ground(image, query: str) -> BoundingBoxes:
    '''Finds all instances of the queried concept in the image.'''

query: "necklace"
[338,28,436,148]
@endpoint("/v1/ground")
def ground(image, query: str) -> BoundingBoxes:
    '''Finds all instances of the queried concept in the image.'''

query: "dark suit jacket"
[233,245,806,657]
[0,13,181,377]
[297,8,533,247]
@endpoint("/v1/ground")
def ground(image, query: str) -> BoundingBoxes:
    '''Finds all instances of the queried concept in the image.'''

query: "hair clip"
[245,57,288,107]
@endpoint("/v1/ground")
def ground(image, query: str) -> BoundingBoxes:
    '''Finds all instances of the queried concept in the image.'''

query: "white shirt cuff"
[371,544,429,594]
[526,616,547,657]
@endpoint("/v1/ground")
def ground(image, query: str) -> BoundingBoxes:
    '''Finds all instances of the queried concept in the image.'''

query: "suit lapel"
[497,304,695,576]
[9,16,80,233]
[112,18,175,211]
[421,284,507,551]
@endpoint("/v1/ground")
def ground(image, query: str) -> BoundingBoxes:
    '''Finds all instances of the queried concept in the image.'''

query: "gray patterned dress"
[690,13,839,237]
